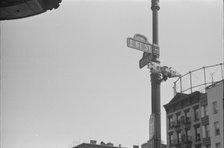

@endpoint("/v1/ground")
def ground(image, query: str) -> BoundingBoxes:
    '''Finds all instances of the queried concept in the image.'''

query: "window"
[186,128,190,137]
[194,106,199,121]
[202,125,210,138]
[184,109,190,122]
[201,105,208,117]
[176,113,181,124]
[169,133,174,145]
[177,131,182,143]
[185,128,191,141]
[185,109,190,118]
[216,143,221,148]
[168,116,173,128]
[213,101,218,114]
[214,121,220,136]
[195,126,200,141]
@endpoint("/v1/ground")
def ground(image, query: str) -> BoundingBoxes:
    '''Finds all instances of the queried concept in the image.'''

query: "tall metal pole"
[127,1,180,148]
[150,1,161,148]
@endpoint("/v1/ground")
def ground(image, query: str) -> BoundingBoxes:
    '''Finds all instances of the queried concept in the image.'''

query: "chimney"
[101,141,106,146]
[90,140,97,145]
[107,142,114,147]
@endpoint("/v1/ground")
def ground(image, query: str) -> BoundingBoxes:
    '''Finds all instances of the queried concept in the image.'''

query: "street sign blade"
[127,38,153,54]
[139,54,153,69]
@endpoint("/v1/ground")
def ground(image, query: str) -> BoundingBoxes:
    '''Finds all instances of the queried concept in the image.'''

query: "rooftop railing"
[173,63,224,95]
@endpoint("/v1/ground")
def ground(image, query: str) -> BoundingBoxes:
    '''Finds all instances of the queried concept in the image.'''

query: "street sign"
[139,54,153,69]
[127,38,154,54]
[127,34,160,68]
[127,38,160,57]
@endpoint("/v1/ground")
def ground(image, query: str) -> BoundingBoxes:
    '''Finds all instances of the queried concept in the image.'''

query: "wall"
[207,81,223,148]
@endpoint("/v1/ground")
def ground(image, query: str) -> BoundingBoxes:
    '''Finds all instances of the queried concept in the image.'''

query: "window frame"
[212,101,218,114]
[193,105,199,121]
[195,125,201,141]
[168,115,173,129]
[214,121,220,136]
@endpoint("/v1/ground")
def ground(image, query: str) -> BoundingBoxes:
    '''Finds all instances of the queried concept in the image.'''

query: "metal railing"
[173,63,224,95]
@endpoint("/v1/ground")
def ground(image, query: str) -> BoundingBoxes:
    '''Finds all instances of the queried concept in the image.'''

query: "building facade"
[164,80,224,148]
[206,80,223,148]
[164,91,204,148]
[73,141,123,148]
[141,141,166,148]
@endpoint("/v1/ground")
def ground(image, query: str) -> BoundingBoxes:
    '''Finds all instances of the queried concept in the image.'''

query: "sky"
[1,0,223,148]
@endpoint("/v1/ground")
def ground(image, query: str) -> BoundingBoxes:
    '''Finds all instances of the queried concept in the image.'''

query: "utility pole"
[150,1,161,148]
[127,1,180,148]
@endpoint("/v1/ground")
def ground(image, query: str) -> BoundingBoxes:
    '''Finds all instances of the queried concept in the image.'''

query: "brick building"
[163,91,204,148]
[164,80,224,148]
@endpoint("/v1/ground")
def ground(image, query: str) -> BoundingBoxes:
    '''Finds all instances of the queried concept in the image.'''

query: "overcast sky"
[1,0,223,148]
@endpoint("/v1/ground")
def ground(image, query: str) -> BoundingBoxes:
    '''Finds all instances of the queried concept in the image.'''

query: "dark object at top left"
[0,0,62,20]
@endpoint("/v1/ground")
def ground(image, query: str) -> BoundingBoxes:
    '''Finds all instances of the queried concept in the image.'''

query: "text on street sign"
[127,38,153,54]
[127,38,160,56]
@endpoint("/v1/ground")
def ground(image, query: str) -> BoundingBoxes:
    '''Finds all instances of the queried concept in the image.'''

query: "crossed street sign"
[139,54,153,69]
[127,34,160,68]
